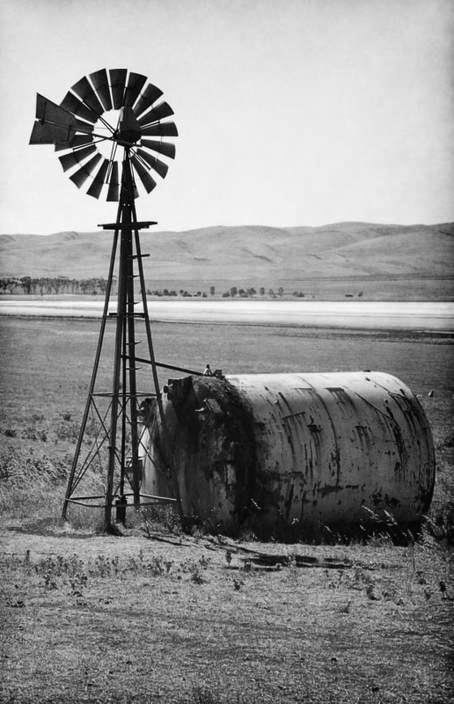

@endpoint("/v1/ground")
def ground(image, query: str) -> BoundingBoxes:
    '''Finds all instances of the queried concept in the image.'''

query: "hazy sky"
[1,0,453,234]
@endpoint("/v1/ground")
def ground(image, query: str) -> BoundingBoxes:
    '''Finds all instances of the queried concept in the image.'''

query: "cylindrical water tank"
[142,372,435,538]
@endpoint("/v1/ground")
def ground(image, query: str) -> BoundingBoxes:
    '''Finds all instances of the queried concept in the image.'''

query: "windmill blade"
[140,122,178,138]
[140,138,176,160]
[89,69,112,111]
[109,68,127,109]
[58,144,97,172]
[71,76,104,116]
[136,148,168,179]
[74,118,94,134]
[133,82,163,118]
[137,101,174,127]
[87,158,110,199]
[106,161,119,201]
[60,91,98,124]
[124,72,147,108]
[69,153,102,188]
[55,134,94,151]
[131,155,156,193]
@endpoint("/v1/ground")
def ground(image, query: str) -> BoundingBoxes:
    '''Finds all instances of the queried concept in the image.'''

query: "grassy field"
[0,316,453,703]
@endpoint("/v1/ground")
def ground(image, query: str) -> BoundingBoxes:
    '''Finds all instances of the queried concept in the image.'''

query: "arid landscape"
[1,315,453,703]
[1,222,453,300]
[3,0,453,700]
[1,185,453,704]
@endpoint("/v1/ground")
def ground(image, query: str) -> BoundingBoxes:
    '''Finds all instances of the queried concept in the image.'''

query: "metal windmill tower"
[29,69,182,531]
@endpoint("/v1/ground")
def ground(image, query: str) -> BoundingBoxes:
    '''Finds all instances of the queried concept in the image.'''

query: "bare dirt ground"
[1,529,453,704]
[0,316,453,703]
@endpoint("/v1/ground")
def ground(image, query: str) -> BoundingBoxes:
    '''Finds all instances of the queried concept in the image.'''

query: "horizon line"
[2,219,454,238]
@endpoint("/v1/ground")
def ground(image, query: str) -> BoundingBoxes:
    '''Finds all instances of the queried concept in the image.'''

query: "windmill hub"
[117,107,142,145]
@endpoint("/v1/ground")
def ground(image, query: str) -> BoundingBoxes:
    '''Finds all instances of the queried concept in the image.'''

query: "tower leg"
[132,206,183,519]
[62,226,119,521]
[104,221,127,531]
[105,154,141,529]
[125,219,140,509]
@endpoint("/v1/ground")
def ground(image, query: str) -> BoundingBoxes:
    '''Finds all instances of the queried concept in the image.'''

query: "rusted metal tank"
[141,372,435,538]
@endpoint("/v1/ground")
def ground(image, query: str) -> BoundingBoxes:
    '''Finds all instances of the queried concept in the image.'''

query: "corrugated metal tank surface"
[142,372,435,538]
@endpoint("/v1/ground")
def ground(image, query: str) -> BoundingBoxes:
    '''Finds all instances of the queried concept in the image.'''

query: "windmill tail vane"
[30,69,183,530]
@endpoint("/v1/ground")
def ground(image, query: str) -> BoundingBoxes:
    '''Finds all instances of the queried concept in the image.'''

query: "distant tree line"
[0,277,365,299]
[147,288,208,298]
[222,286,285,298]
[151,286,307,298]
[0,277,108,295]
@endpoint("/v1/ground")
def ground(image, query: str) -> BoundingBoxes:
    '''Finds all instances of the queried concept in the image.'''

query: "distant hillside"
[1,222,453,299]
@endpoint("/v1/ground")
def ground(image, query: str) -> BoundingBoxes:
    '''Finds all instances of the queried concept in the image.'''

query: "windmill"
[29,69,183,531]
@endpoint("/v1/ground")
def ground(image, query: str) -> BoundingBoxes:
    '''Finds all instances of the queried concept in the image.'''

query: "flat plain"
[0,315,453,703]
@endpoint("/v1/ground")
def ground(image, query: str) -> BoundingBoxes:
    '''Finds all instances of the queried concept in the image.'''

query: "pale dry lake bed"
[1,299,453,331]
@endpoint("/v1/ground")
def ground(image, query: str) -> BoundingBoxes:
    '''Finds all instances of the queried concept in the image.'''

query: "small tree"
[20,276,32,294]
[210,285,215,296]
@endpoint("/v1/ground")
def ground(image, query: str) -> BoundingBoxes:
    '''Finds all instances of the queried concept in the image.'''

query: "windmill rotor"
[29,68,178,200]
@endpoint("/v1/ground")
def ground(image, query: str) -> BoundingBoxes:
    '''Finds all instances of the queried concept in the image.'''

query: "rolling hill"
[1,222,453,299]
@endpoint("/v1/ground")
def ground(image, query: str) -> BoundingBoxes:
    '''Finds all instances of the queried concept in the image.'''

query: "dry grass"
[1,530,452,703]
[0,316,453,703]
